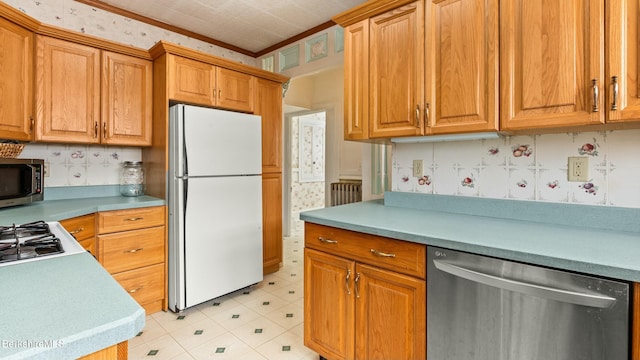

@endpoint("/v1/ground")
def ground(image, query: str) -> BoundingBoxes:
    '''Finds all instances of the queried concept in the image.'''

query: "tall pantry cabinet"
[146,41,288,276]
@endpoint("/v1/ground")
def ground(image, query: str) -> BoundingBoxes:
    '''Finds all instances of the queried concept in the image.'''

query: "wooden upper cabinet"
[500,0,604,130]
[168,54,255,113]
[35,36,152,145]
[216,67,255,112]
[255,78,283,173]
[102,51,152,146]
[344,19,370,140]
[35,35,101,143]
[606,0,640,123]
[425,0,499,134]
[168,55,216,105]
[369,1,424,138]
[0,18,33,141]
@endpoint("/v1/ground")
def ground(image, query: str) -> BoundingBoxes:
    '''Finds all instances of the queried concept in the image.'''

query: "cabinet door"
[0,18,33,141]
[304,248,355,360]
[425,0,499,134]
[255,78,283,173]
[607,0,640,123]
[35,36,101,143]
[168,55,216,105]
[262,172,282,274]
[355,263,426,360]
[370,1,424,138]
[216,67,255,112]
[102,51,153,146]
[344,19,370,140]
[500,0,604,130]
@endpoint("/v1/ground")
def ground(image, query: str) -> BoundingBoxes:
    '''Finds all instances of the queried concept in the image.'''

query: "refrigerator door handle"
[182,117,189,177]
[183,178,188,215]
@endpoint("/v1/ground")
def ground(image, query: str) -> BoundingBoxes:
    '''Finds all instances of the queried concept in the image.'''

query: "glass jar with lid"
[120,161,145,197]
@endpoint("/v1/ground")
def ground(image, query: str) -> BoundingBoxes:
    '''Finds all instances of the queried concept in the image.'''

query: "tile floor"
[129,235,318,360]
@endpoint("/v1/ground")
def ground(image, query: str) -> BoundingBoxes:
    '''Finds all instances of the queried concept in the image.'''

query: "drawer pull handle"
[68,227,84,235]
[370,249,396,258]
[128,287,143,294]
[125,217,143,221]
[126,248,144,253]
[319,237,337,244]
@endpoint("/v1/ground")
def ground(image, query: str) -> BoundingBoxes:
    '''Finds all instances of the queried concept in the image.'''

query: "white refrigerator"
[168,104,263,311]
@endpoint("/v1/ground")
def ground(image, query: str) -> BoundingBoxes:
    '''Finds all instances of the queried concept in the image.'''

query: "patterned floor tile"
[130,236,316,360]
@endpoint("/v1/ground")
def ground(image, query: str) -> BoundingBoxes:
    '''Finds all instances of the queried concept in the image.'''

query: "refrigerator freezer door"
[178,175,263,309]
[177,104,262,177]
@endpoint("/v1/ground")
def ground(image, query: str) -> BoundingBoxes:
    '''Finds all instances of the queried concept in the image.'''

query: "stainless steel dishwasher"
[427,246,629,360]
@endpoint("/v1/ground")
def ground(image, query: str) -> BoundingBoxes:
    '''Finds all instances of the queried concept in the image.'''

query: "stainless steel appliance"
[427,246,629,360]
[0,221,86,266]
[0,158,44,208]
[168,104,263,311]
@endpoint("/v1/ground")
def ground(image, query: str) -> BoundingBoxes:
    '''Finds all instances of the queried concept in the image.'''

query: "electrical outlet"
[413,160,423,177]
[568,157,588,182]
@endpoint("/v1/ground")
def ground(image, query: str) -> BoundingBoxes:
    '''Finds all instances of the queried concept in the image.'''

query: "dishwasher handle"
[433,259,617,309]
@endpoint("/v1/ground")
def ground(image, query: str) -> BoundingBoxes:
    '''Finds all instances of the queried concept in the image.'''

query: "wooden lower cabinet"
[98,206,166,314]
[262,172,282,274]
[304,223,426,360]
[60,213,97,258]
[78,341,127,360]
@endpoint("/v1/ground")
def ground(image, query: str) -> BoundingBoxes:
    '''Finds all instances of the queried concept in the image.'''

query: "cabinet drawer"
[60,213,95,241]
[112,263,164,307]
[305,223,426,279]
[99,226,164,274]
[98,206,164,234]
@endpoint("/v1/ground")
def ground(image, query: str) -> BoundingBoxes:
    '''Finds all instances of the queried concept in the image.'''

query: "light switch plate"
[568,157,588,182]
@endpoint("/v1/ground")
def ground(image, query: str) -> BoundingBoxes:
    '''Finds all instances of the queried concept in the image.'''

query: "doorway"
[283,110,326,237]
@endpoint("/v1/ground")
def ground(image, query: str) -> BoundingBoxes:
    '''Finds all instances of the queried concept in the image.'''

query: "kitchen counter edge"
[0,195,165,224]
[300,199,640,283]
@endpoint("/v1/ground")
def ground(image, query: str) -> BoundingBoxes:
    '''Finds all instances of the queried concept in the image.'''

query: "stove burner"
[0,221,64,263]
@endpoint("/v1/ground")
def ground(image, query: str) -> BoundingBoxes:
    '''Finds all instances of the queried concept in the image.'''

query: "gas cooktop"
[0,221,87,267]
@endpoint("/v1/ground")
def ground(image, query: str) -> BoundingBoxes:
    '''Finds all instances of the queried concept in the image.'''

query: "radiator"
[331,181,362,206]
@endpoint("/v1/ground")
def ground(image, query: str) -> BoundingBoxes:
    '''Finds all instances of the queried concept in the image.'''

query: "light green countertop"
[0,253,145,359]
[300,193,640,282]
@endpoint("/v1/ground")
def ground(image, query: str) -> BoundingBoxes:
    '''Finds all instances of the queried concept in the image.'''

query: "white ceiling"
[96,0,366,55]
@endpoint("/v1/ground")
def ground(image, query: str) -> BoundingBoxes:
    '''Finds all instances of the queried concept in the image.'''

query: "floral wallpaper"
[19,143,141,187]
[392,129,640,208]
[2,0,256,65]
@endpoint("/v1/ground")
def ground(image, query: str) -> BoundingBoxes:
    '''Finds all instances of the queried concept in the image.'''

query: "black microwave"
[0,158,44,209]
